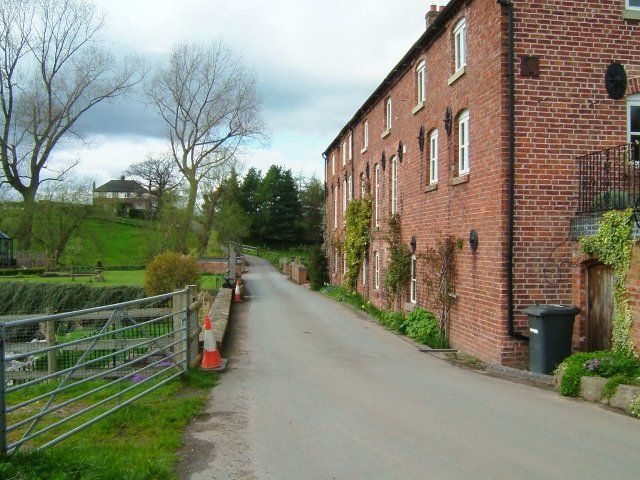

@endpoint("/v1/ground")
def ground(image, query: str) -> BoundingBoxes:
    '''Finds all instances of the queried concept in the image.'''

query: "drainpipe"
[498,0,528,342]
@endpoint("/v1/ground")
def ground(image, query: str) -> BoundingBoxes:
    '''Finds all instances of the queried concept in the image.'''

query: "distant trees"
[201,165,324,249]
[147,42,265,252]
[0,0,142,248]
[125,153,181,214]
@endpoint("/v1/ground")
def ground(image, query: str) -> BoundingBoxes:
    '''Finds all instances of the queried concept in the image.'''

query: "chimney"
[425,4,439,29]
[120,175,125,181]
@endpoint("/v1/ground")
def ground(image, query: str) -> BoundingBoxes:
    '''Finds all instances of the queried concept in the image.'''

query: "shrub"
[144,252,200,295]
[403,307,448,348]
[591,190,633,212]
[556,350,640,397]
[307,245,329,291]
[0,282,145,315]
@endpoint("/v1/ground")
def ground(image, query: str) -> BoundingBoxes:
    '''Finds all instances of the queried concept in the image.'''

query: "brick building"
[323,0,640,367]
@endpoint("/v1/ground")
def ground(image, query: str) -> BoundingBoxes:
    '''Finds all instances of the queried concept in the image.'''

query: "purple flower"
[157,360,173,368]
[130,373,150,383]
[584,358,601,372]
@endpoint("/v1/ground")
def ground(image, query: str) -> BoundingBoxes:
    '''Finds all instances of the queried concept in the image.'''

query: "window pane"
[631,105,640,133]
[630,0,640,7]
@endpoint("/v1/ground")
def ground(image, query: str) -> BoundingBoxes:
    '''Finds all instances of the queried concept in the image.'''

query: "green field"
[0,270,225,290]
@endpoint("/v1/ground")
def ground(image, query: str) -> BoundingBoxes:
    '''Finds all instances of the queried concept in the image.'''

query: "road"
[177,256,640,480]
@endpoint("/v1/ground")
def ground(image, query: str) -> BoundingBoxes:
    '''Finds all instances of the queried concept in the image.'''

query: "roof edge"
[322,0,465,157]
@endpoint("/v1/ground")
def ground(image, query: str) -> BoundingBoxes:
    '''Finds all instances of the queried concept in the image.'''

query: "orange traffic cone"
[201,315,223,370]
[233,279,242,303]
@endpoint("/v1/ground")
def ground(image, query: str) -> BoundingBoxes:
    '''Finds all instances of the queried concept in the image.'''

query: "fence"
[0,286,202,454]
[577,142,640,214]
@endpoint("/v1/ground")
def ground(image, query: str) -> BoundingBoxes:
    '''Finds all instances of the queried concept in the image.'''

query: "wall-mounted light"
[469,230,479,252]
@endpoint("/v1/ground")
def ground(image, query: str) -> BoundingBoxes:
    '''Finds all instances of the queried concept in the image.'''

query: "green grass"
[257,246,310,269]
[0,271,225,291]
[0,270,145,287]
[0,369,217,480]
[322,285,449,349]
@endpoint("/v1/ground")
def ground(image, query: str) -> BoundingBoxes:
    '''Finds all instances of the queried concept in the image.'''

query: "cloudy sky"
[54,0,447,185]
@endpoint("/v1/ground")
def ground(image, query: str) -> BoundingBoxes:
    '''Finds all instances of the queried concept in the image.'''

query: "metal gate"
[0,287,202,453]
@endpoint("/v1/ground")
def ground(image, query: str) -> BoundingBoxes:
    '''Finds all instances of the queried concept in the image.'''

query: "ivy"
[384,214,411,301]
[580,209,636,354]
[343,198,371,291]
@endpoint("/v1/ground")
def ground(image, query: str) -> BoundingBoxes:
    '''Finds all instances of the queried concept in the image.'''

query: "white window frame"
[386,98,392,130]
[429,130,438,184]
[331,154,335,175]
[627,94,640,142]
[453,18,467,73]
[342,142,346,166]
[416,60,426,104]
[410,255,417,304]
[348,174,353,202]
[348,133,353,161]
[627,0,640,10]
[374,164,380,227]
[362,253,368,286]
[374,251,379,289]
[333,185,338,229]
[458,110,470,175]
[363,121,369,150]
[342,178,347,217]
[334,246,338,275]
[391,155,398,215]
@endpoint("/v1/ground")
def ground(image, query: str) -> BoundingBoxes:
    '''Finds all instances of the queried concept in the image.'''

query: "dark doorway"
[587,263,614,351]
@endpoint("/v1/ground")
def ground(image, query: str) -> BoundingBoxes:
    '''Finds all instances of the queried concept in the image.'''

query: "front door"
[587,263,614,351]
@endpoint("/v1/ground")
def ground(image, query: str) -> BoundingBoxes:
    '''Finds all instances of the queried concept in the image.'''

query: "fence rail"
[578,141,640,214]
[0,286,202,454]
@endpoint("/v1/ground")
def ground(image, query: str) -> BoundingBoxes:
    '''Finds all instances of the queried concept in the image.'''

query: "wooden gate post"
[173,291,187,367]
[45,307,57,375]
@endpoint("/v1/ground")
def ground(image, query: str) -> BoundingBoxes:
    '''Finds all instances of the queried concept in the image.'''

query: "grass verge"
[322,285,449,349]
[0,369,216,480]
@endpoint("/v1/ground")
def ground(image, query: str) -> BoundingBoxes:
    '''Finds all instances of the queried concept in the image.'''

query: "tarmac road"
[178,256,640,480]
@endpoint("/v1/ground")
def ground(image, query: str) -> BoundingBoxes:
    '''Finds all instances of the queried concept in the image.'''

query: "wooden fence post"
[172,291,187,368]
[45,307,57,375]
[187,284,200,368]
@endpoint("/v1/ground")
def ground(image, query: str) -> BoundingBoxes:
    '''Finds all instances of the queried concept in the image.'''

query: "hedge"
[0,268,46,277]
[0,282,146,315]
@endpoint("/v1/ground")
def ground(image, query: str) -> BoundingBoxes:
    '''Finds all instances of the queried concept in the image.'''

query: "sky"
[53,0,448,186]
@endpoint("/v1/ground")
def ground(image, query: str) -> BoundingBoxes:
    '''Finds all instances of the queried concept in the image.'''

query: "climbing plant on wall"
[343,198,371,291]
[580,208,636,354]
[421,234,461,339]
[384,213,411,303]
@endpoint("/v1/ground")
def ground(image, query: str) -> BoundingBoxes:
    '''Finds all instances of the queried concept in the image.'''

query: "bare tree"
[126,152,181,214]
[0,0,142,248]
[148,42,265,251]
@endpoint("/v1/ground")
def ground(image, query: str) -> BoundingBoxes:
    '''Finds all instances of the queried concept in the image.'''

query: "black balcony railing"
[577,142,640,215]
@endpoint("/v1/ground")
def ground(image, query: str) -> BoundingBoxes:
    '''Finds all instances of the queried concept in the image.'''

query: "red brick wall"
[327,0,511,365]
[511,0,640,340]
[324,0,640,366]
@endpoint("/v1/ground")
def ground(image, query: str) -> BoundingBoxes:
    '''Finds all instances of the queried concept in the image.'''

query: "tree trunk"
[17,193,37,251]
[177,179,199,253]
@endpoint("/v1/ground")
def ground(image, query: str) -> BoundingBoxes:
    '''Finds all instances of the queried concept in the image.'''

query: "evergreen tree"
[256,166,303,246]
[240,168,262,241]
[300,176,325,244]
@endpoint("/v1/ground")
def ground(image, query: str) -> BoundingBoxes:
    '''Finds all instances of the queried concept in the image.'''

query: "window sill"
[623,9,640,20]
[426,183,438,193]
[450,173,469,186]
[412,102,425,115]
[371,226,380,233]
[360,146,368,154]
[448,66,466,86]
[381,129,391,139]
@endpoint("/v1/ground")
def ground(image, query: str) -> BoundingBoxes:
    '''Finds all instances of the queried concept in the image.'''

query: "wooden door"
[587,263,614,351]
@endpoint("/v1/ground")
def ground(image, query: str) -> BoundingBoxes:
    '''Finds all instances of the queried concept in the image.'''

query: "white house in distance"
[92,175,152,212]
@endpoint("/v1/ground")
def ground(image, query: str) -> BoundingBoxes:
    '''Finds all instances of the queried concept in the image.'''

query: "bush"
[0,267,46,276]
[556,350,640,397]
[144,251,200,295]
[403,307,448,348]
[307,245,329,291]
[0,282,145,315]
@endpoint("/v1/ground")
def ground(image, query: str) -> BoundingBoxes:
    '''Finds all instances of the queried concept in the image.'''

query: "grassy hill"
[61,217,156,267]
